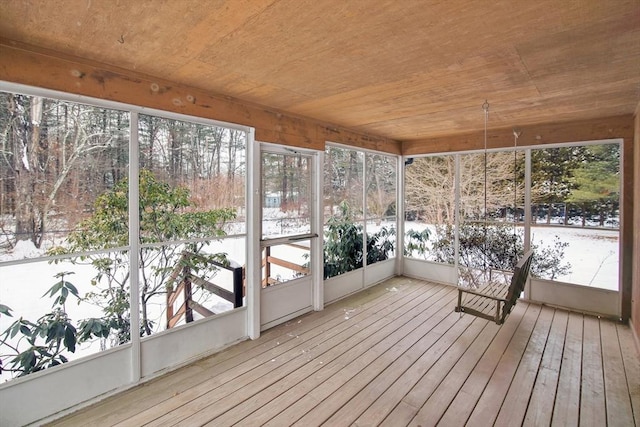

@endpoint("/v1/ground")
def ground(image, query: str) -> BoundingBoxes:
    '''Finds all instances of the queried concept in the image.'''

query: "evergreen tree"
[567,144,619,226]
[531,146,585,224]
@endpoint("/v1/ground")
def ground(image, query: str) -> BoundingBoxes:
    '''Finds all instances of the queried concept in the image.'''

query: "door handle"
[288,233,318,242]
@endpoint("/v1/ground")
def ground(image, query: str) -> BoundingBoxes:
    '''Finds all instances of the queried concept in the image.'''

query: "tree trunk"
[13,96,43,247]
[599,207,605,226]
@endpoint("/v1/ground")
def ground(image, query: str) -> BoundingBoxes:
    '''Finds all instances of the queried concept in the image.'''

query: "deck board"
[69,277,408,426]
[235,289,451,423]
[404,322,500,426]
[551,310,584,427]
[47,278,640,427]
[353,304,521,426]
[236,284,455,426]
[334,322,498,425]
[465,303,542,426]
[139,279,431,426]
[394,317,486,425]
[522,309,568,427]
[616,323,640,425]
[200,283,454,426]
[581,315,608,427]
[494,305,555,426]
[436,302,526,426]
[312,313,480,426]
[278,288,462,426]
[600,320,635,427]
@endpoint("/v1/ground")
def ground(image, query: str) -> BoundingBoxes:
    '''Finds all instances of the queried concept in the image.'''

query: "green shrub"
[323,201,395,279]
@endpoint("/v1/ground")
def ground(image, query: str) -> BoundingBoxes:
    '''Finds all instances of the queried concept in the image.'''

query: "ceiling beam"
[402,114,634,155]
[0,38,401,155]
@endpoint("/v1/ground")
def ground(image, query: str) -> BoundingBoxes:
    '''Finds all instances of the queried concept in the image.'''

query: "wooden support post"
[264,247,271,288]
[183,267,194,324]
[233,266,244,308]
[166,287,174,329]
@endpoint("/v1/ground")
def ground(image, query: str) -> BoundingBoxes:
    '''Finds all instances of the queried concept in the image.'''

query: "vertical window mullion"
[523,148,531,300]
[397,155,405,275]
[247,131,260,339]
[454,154,461,279]
[129,111,141,382]
[524,148,531,252]
[313,150,324,310]
[362,153,367,271]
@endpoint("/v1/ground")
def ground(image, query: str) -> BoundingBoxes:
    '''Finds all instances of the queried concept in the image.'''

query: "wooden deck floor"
[49,277,640,427]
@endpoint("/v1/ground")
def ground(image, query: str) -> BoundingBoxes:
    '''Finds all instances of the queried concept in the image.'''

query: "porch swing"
[454,101,534,325]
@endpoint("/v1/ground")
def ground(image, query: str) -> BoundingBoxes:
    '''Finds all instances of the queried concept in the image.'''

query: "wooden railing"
[262,242,310,287]
[166,251,244,329]
[167,243,310,327]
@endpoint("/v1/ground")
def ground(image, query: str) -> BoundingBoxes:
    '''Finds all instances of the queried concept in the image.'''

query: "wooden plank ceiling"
[0,0,638,143]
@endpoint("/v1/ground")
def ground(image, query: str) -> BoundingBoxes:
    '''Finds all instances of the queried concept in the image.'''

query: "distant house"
[264,193,281,208]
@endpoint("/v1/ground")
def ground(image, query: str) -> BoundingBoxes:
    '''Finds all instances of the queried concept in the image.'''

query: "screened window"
[0,91,248,382]
[404,155,456,263]
[0,92,131,380]
[531,143,619,289]
[136,114,247,330]
[403,142,620,291]
[323,146,396,279]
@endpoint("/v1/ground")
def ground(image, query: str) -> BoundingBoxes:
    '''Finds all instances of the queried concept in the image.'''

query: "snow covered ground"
[0,237,245,382]
[403,221,619,290]
[0,221,619,382]
[530,225,618,289]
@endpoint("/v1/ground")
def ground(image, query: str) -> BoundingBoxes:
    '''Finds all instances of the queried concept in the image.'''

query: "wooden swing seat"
[455,250,534,325]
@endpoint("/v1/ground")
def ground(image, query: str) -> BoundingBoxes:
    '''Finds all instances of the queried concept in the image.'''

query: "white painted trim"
[256,142,320,326]
[260,306,314,331]
[528,278,620,318]
[0,80,254,426]
[405,138,622,157]
[324,269,365,304]
[400,141,623,311]
[396,156,405,276]
[618,140,625,314]
[260,234,317,247]
[260,277,313,329]
[0,236,248,268]
[454,154,461,280]
[0,306,250,427]
[313,150,325,311]
[0,344,132,426]
[261,144,322,156]
[129,111,141,383]
[0,340,132,391]
[524,149,532,298]
[365,258,396,286]
[524,149,532,252]
[140,308,247,377]
[247,129,261,340]
[403,258,457,285]
[0,244,131,267]
[362,154,368,267]
[325,140,394,156]
[139,233,249,249]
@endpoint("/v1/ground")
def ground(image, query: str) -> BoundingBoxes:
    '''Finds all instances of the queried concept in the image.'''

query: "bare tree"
[1,93,128,249]
[405,155,456,225]
[405,152,523,226]
[366,154,396,222]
